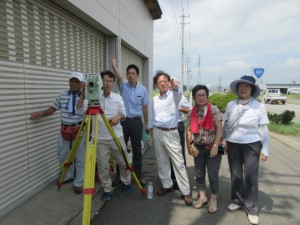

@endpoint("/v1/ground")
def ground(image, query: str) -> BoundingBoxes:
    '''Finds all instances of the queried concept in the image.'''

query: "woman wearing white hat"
[223,75,269,225]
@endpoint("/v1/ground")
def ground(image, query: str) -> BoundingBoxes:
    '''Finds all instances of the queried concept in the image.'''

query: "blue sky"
[153,0,300,88]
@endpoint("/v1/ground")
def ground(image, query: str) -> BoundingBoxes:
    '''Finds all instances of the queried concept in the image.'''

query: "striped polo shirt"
[52,90,87,125]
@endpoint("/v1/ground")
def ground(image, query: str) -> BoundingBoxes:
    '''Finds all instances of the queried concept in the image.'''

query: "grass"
[268,122,300,136]
[269,94,300,135]
[287,94,300,105]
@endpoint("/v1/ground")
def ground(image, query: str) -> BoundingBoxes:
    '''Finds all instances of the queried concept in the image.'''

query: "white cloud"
[284,58,300,67]
[154,0,300,87]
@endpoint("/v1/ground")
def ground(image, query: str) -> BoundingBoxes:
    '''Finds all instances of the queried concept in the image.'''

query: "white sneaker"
[248,215,259,224]
[227,203,241,211]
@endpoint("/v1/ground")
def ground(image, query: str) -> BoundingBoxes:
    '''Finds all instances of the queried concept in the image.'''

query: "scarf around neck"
[190,102,214,134]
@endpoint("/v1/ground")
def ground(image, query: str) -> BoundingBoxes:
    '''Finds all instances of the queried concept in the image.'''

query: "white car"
[288,89,300,94]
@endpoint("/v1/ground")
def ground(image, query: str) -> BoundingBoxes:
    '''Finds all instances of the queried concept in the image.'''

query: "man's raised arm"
[111,56,123,87]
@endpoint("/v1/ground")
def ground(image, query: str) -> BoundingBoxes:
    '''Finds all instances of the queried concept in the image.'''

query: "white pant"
[153,127,190,195]
[96,137,131,192]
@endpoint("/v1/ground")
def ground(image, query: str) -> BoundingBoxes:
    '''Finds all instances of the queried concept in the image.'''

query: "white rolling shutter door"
[0,0,106,218]
[121,45,144,83]
[0,62,31,215]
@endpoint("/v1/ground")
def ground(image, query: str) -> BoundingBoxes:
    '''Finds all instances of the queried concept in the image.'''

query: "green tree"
[208,91,236,113]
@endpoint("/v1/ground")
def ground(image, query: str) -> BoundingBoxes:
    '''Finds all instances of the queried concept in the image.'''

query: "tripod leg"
[99,111,147,197]
[82,114,98,225]
[57,115,87,191]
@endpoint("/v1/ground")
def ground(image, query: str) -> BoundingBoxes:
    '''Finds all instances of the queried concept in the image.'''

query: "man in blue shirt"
[112,56,149,185]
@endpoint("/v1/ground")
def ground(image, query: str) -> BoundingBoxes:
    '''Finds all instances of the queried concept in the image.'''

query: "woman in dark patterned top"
[186,85,223,214]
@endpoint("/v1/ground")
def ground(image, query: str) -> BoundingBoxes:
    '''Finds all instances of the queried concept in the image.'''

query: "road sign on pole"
[254,68,264,78]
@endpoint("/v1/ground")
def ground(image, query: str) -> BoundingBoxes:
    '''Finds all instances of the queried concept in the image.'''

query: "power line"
[168,0,192,88]
[168,0,182,44]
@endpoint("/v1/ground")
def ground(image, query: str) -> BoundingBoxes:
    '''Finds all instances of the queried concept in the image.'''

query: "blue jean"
[57,131,86,187]
[194,144,222,194]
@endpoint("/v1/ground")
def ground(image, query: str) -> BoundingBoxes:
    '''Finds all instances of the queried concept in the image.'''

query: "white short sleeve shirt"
[96,92,126,140]
[224,99,269,143]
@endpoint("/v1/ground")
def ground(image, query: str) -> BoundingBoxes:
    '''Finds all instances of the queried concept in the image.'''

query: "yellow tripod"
[57,105,147,225]
[56,116,88,190]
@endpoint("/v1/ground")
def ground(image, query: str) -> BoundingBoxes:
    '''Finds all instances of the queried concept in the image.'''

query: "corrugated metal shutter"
[121,44,144,83]
[0,0,106,218]
[0,0,106,72]
[0,61,31,215]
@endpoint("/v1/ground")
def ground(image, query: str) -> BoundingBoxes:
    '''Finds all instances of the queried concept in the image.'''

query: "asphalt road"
[265,103,300,123]
[91,136,300,225]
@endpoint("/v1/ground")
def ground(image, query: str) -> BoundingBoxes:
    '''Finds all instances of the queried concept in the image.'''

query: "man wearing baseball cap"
[31,72,88,194]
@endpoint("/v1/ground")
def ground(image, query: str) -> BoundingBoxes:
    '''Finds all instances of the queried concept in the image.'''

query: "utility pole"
[198,55,201,84]
[218,75,222,92]
[181,9,185,89]
[181,9,189,90]
[250,67,254,77]
[186,57,190,91]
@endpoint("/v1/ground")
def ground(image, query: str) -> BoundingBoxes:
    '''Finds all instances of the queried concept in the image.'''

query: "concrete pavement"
[268,131,300,154]
[0,131,299,225]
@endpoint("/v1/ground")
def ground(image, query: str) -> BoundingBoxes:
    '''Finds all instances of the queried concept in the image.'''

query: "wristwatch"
[213,144,218,148]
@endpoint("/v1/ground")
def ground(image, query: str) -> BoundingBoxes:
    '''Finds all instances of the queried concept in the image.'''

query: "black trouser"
[121,117,143,178]
[227,141,261,215]
[171,121,186,180]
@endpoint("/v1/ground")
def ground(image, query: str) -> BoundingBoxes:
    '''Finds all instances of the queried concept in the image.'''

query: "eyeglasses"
[157,80,168,84]
[195,94,207,98]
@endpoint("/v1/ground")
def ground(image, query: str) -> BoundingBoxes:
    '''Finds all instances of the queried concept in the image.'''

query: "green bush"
[267,112,282,124]
[267,110,295,125]
[209,91,237,113]
[281,110,295,124]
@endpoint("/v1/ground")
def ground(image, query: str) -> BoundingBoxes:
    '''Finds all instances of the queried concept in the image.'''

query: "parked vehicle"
[263,88,287,104]
[288,88,300,95]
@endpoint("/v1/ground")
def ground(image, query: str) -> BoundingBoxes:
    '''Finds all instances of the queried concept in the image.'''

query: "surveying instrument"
[56,73,147,225]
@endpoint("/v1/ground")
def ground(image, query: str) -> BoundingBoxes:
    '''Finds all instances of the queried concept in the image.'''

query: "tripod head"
[86,73,103,106]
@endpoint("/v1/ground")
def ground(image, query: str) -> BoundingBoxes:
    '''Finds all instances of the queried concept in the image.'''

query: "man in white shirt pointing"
[149,70,192,206]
